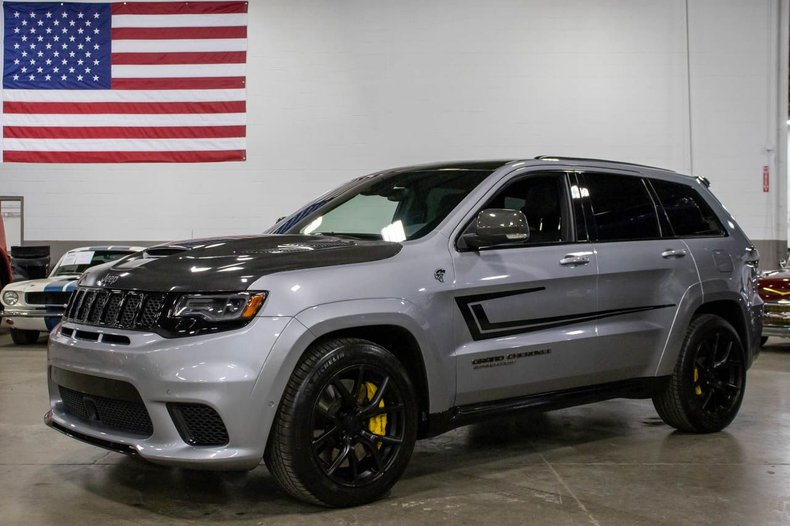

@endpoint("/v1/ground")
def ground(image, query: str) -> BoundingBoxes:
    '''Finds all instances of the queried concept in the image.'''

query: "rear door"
[578,171,699,380]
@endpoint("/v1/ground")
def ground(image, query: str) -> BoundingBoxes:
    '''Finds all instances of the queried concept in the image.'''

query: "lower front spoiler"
[44,410,138,457]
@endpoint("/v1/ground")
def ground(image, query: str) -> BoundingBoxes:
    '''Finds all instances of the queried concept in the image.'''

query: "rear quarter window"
[651,179,726,237]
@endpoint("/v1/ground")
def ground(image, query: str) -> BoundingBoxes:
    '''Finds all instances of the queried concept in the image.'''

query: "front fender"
[294,298,452,413]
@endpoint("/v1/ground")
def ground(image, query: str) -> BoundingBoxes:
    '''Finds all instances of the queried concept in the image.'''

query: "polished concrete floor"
[1,334,788,526]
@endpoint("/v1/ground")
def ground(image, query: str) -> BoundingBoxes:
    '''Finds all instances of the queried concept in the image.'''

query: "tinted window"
[651,179,726,237]
[481,174,568,244]
[584,174,660,241]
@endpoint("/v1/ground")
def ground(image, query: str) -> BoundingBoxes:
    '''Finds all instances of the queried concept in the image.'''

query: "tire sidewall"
[287,340,418,507]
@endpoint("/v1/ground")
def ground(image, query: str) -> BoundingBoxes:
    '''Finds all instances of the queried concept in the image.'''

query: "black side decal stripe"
[455,288,674,341]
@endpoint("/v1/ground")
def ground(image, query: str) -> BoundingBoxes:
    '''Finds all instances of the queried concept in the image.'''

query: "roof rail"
[534,155,675,172]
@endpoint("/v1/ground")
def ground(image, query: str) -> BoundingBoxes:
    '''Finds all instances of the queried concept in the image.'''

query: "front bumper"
[46,315,304,471]
[762,302,790,338]
[2,308,57,332]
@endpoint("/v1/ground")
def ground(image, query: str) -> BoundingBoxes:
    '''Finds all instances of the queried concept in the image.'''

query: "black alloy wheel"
[310,363,407,488]
[653,314,746,433]
[688,324,744,420]
[265,337,418,507]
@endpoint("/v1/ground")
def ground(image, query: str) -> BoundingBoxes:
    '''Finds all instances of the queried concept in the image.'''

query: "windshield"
[50,250,133,277]
[279,168,494,241]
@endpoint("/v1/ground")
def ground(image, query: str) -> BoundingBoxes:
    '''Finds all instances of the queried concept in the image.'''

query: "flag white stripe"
[111,38,246,53]
[3,113,247,127]
[4,138,246,152]
[111,63,245,78]
[112,13,247,28]
[3,89,245,103]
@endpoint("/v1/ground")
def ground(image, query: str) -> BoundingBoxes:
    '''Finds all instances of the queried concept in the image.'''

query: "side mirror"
[463,209,529,250]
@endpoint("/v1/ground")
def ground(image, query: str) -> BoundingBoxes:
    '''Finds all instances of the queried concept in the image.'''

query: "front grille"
[65,288,167,331]
[59,385,153,436]
[168,403,229,446]
[25,291,71,306]
[763,303,790,325]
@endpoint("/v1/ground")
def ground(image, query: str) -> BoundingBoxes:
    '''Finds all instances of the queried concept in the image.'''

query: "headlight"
[2,291,19,305]
[173,292,266,323]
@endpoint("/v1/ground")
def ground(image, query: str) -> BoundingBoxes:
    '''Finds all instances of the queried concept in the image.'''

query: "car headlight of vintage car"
[173,292,266,323]
[2,290,19,306]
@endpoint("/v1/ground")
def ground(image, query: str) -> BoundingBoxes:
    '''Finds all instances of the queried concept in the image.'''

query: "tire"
[652,314,746,433]
[264,337,418,507]
[760,336,768,347]
[10,329,39,345]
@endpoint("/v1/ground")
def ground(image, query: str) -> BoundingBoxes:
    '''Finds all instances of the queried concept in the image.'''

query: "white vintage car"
[0,246,145,344]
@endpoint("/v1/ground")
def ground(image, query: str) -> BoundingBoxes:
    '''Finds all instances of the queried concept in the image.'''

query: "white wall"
[0,0,785,254]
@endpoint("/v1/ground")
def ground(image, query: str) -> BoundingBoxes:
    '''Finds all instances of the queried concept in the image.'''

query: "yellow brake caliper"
[694,367,702,396]
[361,382,387,439]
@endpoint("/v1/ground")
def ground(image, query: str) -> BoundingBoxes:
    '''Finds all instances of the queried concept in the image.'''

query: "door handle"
[661,249,687,259]
[560,254,591,266]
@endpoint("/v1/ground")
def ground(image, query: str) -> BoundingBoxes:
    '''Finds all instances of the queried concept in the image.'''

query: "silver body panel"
[46,159,762,469]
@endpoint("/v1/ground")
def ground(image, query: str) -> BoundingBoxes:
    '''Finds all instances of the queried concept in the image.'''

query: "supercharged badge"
[472,348,552,369]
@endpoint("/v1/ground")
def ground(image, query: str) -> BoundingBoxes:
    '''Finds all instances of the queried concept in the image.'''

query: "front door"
[452,172,601,405]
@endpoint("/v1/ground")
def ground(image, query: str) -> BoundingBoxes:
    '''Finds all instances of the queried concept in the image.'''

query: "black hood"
[79,235,402,292]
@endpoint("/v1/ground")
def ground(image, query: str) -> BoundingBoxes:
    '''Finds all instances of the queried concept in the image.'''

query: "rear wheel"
[653,314,746,433]
[265,337,418,507]
[10,329,39,345]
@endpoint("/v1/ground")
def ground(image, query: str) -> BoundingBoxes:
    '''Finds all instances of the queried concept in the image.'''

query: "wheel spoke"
[358,432,384,471]
[362,403,404,419]
[361,376,390,412]
[332,378,356,407]
[352,365,367,403]
[376,434,403,446]
[326,443,352,475]
[713,341,732,369]
[316,403,340,425]
[312,425,340,452]
[700,389,714,410]
[348,447,359,480]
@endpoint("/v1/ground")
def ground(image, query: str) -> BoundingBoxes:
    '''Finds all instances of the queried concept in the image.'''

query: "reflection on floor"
[0,334,788,525]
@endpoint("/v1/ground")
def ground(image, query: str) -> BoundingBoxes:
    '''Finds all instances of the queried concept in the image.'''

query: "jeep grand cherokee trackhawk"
[46,157,762,507]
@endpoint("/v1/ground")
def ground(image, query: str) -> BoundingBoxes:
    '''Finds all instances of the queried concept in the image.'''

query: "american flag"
[2,1,247,163]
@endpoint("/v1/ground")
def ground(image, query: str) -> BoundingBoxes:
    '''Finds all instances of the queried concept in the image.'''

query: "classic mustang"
[1,246,144,344]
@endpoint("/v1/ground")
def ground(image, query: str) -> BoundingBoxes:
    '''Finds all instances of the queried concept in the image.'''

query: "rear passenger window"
[583,173,660,241]
[651,179,726,237]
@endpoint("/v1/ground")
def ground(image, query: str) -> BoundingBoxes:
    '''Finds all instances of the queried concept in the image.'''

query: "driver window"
[483,174,568,244]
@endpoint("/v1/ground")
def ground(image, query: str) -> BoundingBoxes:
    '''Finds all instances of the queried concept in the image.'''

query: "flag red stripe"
[111,2,247,15]
[3,150,247,163]
[4,126,246,140]
[111,77,245,89]
[112,51,246,65]
[112,26,247,40]
[4,101,245,115]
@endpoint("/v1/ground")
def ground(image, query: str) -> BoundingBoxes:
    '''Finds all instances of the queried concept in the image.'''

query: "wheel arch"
[307,325,432,437]
[294,298,453,436]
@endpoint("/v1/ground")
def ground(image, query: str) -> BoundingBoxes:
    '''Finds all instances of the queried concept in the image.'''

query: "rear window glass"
[651,179,726,237]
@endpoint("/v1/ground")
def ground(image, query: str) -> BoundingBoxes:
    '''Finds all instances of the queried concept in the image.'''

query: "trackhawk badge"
[434,269,446,283]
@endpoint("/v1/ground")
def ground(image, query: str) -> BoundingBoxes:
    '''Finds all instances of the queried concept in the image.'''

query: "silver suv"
[46,157,762,507]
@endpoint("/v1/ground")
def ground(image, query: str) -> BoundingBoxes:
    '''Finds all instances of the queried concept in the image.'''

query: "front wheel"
[652,314,746,433]
[265,337,418,507]
[10,329,39,345]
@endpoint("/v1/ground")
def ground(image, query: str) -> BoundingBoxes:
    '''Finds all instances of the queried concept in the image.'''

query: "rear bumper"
[761,302,790,338]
